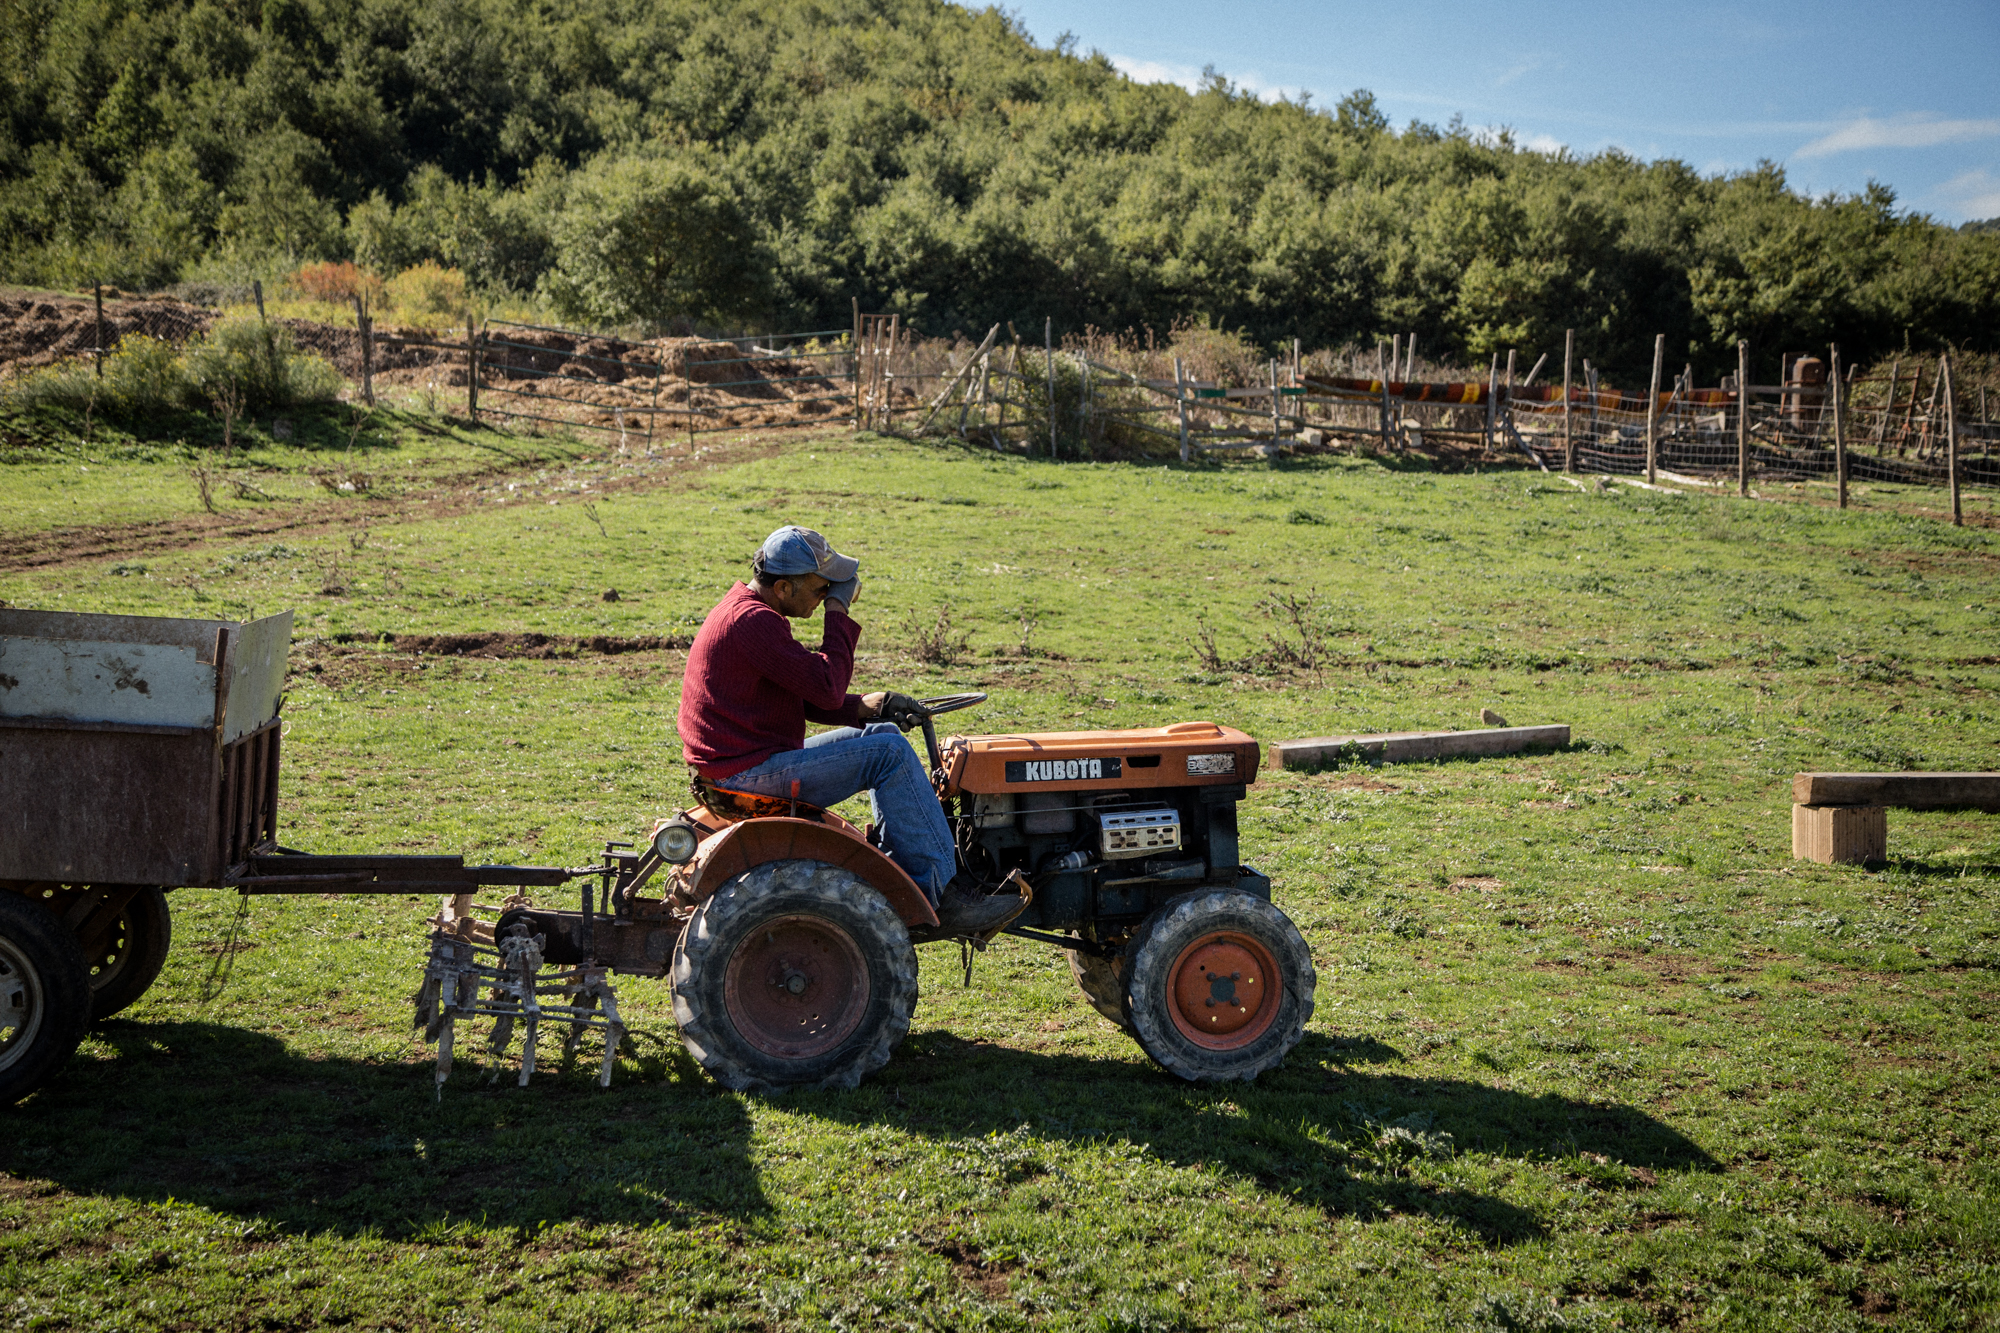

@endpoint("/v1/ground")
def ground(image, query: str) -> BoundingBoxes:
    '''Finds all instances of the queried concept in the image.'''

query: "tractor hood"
[940,721,1260,797]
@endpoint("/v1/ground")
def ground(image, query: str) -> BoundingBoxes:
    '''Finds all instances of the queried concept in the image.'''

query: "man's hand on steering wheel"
[859,691,926,727]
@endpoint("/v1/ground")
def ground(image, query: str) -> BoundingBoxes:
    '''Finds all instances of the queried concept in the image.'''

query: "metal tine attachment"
[415,921,628,1093]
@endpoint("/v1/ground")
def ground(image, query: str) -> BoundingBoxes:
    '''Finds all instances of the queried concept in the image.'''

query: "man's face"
[765,573,832,618]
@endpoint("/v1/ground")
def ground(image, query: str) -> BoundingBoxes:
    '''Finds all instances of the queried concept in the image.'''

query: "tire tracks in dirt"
[0,430,802,575]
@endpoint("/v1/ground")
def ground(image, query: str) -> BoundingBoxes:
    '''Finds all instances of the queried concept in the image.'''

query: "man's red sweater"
[678,583,863,780]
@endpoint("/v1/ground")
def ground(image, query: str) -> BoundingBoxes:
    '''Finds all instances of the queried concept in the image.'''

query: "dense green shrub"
[4,321,339,417]
[2,0,1995,377]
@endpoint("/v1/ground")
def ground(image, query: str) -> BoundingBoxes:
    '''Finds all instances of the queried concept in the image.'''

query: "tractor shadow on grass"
[2,1019,771,1236]
[796,1029,1721,1247]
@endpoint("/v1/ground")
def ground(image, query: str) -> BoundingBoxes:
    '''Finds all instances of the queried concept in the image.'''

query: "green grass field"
[2,418,1998,1331]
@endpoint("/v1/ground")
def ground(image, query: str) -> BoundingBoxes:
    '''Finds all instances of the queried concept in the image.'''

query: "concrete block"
[1792,804,1887,865]
[1272,724,1570,770]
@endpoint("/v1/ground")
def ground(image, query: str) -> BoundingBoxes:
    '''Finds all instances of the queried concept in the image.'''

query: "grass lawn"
[1,420,1997,1330]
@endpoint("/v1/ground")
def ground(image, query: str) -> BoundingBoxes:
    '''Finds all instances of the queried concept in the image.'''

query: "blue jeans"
[717,722,957,901]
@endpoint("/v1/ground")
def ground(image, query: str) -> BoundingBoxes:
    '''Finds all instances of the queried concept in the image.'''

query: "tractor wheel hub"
[1167,934,1278,1047]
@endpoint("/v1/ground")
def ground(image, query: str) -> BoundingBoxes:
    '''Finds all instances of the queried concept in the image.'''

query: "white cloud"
[1107,53,1304,104]
[1107,55,1204,94]
[1518,132,1567,156]
[1796,114,2000,158]
[1493,54,1555,89]
[1933,169,2000,222]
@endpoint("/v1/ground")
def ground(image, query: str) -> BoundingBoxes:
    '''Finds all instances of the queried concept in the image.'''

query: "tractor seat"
[690,774,830,825]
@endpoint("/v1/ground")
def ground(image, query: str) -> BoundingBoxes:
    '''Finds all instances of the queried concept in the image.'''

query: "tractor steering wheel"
[916,692,986,717]
[879,692,986,775]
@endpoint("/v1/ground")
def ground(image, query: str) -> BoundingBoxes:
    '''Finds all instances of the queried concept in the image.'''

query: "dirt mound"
[333,631,693,658]
[0,290,851,436]
[0,291,215,373]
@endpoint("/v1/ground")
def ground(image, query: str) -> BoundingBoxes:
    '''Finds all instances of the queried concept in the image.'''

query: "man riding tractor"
[676,526,1027,936]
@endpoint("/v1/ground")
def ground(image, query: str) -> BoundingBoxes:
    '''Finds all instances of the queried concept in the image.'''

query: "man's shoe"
[933,881,1027,935]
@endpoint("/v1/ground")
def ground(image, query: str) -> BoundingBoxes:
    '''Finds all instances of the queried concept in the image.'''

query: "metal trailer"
[0,608,576,1103]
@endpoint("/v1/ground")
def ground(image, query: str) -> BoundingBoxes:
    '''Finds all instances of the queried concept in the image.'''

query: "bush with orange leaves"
[290,262,386,309]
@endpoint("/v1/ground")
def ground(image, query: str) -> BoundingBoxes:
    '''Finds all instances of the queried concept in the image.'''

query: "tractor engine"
[939,722,1266,939]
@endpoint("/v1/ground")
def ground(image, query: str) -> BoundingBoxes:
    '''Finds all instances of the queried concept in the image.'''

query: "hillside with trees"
[5,0,1997,379]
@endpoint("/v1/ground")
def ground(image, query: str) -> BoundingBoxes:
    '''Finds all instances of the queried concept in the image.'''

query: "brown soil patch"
[358,631,692,659]
[1326,775,1401,792]
[929,1238,1021,1299]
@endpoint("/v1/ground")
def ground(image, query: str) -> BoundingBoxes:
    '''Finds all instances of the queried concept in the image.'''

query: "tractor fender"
[685,817,939,929]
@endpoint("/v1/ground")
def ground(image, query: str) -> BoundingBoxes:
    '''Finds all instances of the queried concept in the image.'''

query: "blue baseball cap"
[754,526,858,582]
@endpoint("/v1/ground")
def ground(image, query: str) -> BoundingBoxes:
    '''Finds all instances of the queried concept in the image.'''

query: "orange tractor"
[462,693,1318,1092]
[0,607,1313,1100]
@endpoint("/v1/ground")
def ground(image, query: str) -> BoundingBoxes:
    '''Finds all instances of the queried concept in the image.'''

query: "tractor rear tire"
[671,858,919,1094]
[1066,939,1131,1029]
[1121,891,1315,1083]
[87,887,171,1021]
[0,893,91,1105]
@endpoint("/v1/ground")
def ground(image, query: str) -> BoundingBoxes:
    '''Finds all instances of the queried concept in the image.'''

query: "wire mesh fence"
[896,331,1996,519]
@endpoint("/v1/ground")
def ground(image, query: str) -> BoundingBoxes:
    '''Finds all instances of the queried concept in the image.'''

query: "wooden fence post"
[1404,333,1416,381]
[1174,356,1190,464]
[94,282,105,378]
[1378,366,1392,453]
[1504,349,1516,451]
[1483,354,1498,452]
[1737,340,1750,497]
[1079,353,1091,452]
[352,294,374,408]
[1269,359,1281,445]
[851,299,862,430]
[467,316,479,423]
[1943,353,1961,526]
[647,335,666,450]
[997,337,1017,448]
[1044,317,1055,460]
[1561,329,1575,473]
[1830,344,1846,509]
[1645,333,1664,484]
[1585,361,1599,453]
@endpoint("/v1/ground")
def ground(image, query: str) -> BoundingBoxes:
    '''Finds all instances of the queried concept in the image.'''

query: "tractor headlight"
[653,821,700,864]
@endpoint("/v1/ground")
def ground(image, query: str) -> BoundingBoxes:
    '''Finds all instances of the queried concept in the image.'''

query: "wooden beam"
[1273,724,1570,770]
[1792,772,2000,811]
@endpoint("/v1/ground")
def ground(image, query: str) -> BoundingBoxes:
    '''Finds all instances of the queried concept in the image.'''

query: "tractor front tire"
[87,887,171,1021]
[1066,938,1131,1029]
[1122,891,1315,1082]
[671,858,919,1094]
[0,893,91,1105]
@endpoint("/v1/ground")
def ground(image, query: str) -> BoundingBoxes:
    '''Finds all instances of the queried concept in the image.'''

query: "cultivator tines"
[414,921,627,1092]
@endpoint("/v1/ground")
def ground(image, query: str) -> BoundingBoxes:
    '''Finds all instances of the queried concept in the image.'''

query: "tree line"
[5,0,1996,381]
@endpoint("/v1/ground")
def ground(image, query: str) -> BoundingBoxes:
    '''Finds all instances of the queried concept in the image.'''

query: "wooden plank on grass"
[1791,772,2000,811]
[1273,724,1570,769]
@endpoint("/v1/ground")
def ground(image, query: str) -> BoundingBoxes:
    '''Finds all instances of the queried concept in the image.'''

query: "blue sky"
[1001,0,2000,224]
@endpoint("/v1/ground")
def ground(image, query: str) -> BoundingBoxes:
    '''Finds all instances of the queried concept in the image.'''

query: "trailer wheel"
[0,894,91,1105]
[1121,891,1315,1083]
[671,858,918,1094]
[1066,939,1131,1029]
[87,887,171,1021]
